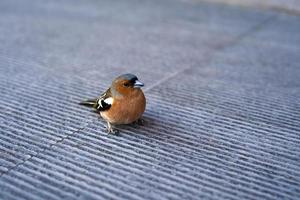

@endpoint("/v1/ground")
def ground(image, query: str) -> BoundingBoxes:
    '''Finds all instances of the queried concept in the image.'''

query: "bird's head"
[112,73,144,96]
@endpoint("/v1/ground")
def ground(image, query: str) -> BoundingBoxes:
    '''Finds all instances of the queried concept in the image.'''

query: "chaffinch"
[80,74,146,133]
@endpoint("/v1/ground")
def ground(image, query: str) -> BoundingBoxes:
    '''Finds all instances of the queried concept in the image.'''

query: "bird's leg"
[106,122,119,135]
[137,118,145,126]
[106,121,111,132]
[131,121,139,128]
[107,121,113,133]
[132,118,145,128]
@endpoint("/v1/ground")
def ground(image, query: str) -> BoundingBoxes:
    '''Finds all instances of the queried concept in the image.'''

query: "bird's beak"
[134,80,144,88]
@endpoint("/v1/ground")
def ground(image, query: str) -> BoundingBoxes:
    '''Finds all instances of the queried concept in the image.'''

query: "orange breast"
[100,90,146,125]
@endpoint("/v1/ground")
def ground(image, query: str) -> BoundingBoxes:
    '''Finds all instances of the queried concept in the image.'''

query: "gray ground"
[198,0,300,14]
[0,0,299,199]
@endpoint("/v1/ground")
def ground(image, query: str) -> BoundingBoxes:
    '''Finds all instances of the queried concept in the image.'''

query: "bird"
[79,73,146,134]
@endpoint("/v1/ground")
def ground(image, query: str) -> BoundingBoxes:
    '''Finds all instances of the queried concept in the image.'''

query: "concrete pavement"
[0,0,299,199]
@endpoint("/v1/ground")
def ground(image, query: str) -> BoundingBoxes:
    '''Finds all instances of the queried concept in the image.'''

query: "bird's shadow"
[116,114,170,137]
[89,109,174,138]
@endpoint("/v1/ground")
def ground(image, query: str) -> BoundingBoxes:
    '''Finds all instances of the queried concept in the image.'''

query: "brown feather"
[100,89,146,125]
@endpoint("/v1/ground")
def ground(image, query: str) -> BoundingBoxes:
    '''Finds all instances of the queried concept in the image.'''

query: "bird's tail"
[79,99,98,107]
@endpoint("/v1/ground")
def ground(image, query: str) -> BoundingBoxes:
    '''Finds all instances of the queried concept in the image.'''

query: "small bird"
[80,74,146,133]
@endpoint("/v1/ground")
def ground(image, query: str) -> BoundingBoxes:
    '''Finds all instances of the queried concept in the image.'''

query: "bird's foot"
[137,118,145,126]
[108,128,119,135]
[106,122,119,135]
[132,118,145,128]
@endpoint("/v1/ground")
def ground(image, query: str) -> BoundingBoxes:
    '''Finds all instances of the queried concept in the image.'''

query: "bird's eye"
[123,83,130,87]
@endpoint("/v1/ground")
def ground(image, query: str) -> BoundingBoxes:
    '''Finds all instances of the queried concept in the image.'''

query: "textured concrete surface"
[0,0,299,199]
[197,0,300,14]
